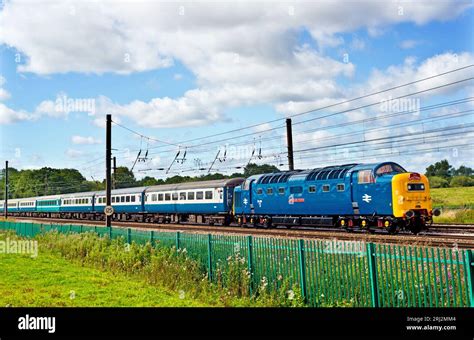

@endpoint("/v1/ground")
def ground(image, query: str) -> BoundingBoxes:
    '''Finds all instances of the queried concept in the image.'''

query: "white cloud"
[0,1,472,128]
[399,40,421,49]
[71,135,101,145]
[0,75,11,101]
[65,148,84,158]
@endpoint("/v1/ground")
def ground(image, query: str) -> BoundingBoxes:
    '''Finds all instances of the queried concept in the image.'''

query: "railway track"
[6,217,474,249]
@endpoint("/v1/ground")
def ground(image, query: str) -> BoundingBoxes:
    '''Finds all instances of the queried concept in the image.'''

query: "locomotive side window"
[308,185,316,193]
[205,191,213,199]
[408,183,425,191]
[278,187,285,195]
[337,184,345,192]
[322,184,330,192]
[358,170,374,184]
[267,188,273,195]
[256,188,263,195]
[290,186,303,194]
[187,192,195,200]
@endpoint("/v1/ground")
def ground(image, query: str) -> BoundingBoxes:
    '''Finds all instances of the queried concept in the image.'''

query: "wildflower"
[287,290,295,300]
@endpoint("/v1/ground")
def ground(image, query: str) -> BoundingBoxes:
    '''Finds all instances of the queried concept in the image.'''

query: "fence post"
[464,250,474,308]
[366,242,379,307]
[176,232,180,250]
[94,226,97,234]
[150,230,154,244]
[127,228,132,244]
[109,227,113,240]
[207,234,213,282]
[298,239,308,302]
[247,236,254,296]
[79,225,83,234]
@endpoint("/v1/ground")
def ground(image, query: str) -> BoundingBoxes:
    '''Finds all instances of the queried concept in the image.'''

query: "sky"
[0,0,473,181]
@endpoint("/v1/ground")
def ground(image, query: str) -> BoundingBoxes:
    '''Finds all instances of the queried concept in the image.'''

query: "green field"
[0,251,210,307]
[431,187,474,223]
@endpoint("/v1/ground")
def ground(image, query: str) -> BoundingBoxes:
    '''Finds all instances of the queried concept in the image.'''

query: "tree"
[425,160,452,178]
[244,163,280,177]
[114,167,137,188]
[452,165,473,176]
[428,176,449,188]
[450,176,474,187]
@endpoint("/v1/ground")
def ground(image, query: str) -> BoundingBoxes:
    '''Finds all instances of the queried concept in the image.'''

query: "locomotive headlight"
[384,220,390,227]
[361,220,367,227]
[340,220,345,226]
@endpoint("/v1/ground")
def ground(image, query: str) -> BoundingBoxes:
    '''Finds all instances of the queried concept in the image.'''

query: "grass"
[0,231,305,307]
[431,187,474,209]
[430,187,474,223]
[0,251,209,307]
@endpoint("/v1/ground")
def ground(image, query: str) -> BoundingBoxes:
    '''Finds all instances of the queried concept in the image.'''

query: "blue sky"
[0,1,473,180]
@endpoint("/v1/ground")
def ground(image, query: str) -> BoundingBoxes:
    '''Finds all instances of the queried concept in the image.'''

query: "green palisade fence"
[0,220,473,308]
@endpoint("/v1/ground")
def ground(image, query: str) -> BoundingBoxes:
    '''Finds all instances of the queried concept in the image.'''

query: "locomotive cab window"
[322,184,330,192]
[407,183,425,191]
[308,185,316,193]
[358,170,375,184]
[376,163,405,176]
[337,184,345,192]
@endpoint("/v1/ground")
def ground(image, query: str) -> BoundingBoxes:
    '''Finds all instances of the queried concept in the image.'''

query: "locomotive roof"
[145,178,245,192]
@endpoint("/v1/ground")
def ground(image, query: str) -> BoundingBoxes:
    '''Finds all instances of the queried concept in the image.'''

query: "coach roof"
[145,178,244,193]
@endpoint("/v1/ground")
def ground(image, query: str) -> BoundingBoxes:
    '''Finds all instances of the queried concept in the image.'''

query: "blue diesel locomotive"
[1,162,438,234]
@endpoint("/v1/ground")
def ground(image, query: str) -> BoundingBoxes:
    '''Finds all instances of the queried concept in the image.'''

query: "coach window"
[120,196,124,203]
[196,191,204,200]
[165,193,171,201]
[172,193,179,201]
[126,196,130,203]
[308,185,316,193]
[158,193,164,201]
[205,191,213,199]
[267,188,273,195]
[278,187,285,195]
[256,188,263,195]
[290,186,303,194]
[131,196,136,202]
[188,192,195,200]
[180,192,186,200]
[337,184,345,192]
[322,184,330,192]
[151,194,156,201]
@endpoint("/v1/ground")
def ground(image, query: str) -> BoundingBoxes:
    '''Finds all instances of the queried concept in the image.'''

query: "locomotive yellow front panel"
[391,173,432,218]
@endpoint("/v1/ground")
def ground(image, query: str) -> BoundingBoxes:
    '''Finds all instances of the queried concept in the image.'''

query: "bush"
[449,176,474,187]
[428,176,449,188]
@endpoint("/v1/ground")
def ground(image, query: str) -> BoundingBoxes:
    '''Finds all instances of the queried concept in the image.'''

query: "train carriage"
[60,192,95,213]
[36,195,62,213]
[94,187,146,214]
